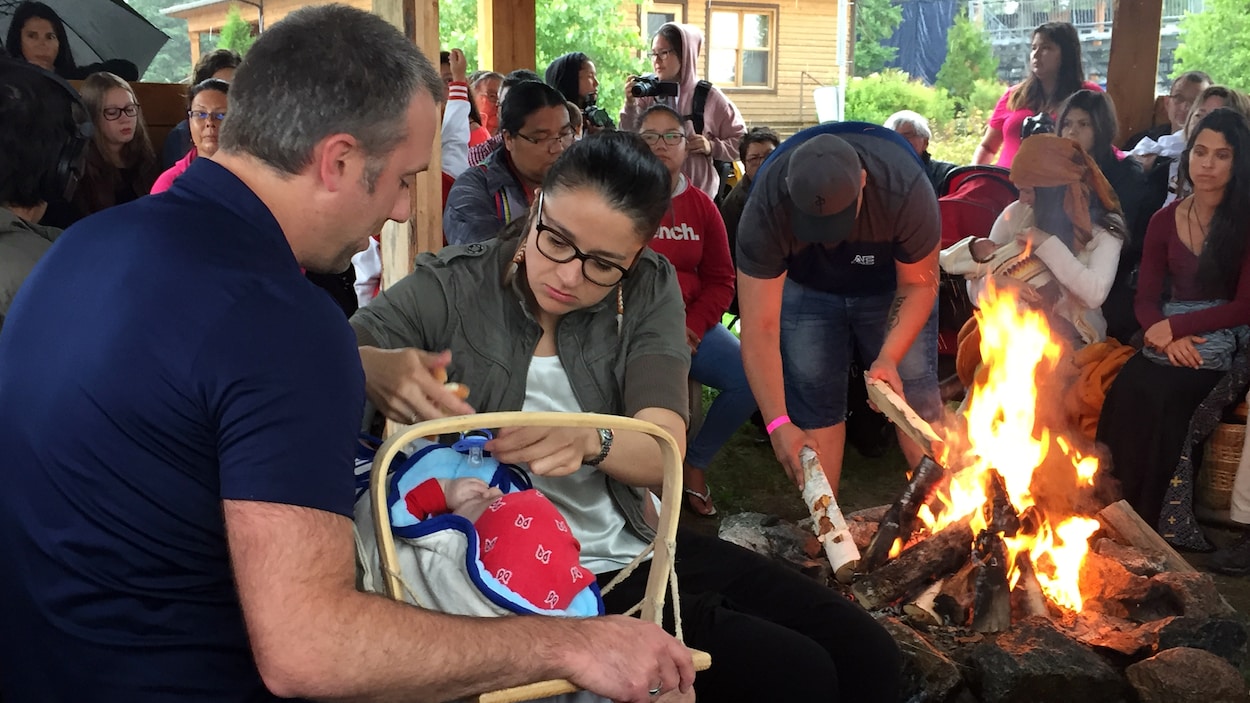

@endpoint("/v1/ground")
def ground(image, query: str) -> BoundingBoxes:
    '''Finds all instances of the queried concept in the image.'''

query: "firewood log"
[852,516,974,611]
[799,447,860,583]
[972,530,1012,633]
[1095,500,1196,574]
[984,469,1021,536]
[934,560,977,626]
[903,579,945,627]
[1011,553,1050,619]
[862,455,948,571]
[865,376,946,459]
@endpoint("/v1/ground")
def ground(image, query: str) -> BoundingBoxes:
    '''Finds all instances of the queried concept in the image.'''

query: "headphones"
[0,57,93,203]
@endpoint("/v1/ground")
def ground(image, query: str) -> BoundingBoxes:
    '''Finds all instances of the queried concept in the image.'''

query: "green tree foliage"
[124,0,194,83]
[440,0,643,118]
[845,69,953,126]
[1172,0,1250,89]
[853,0,902,78]
[936,12,998,104]
[217,5,255,56]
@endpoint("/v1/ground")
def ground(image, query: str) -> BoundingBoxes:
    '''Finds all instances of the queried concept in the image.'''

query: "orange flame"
[921,282,1101,612]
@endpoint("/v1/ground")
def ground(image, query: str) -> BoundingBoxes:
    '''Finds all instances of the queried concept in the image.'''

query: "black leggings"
[598,528,901,702]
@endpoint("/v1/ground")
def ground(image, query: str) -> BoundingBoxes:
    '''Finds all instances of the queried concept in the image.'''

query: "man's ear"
[315,133,360,193]
[860,169,867,188]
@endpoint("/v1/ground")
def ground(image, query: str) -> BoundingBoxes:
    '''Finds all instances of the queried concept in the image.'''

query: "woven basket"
[1199,421,1245,512]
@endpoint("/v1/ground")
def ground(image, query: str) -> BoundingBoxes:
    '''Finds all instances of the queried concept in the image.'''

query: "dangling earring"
[512,242,526,264]
[503,241,525,286]
[616,283,624,335]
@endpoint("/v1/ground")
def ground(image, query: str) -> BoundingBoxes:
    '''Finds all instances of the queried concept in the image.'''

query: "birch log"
[852,516,974,610]
[799,446,860,583]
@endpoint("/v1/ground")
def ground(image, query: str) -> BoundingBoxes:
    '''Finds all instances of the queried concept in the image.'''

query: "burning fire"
[921,283,1102,612]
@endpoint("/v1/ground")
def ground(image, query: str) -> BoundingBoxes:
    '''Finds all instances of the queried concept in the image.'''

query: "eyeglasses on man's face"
[533,194,631,287]
[639,131,685,147]
[189,110,227,123]
[102,104,140,121]
[648,49,674,62]
[512,128,576,153]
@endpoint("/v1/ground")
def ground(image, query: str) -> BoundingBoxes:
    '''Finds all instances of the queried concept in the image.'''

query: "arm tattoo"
[886,294,906,331]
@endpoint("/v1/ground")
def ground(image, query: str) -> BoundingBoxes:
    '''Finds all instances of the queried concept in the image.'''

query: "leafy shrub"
[844,69,953,126]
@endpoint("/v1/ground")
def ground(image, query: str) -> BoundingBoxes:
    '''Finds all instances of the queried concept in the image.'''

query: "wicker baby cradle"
[367,411,711,703]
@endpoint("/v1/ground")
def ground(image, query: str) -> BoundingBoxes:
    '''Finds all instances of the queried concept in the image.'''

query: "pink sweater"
[151,148,197,195]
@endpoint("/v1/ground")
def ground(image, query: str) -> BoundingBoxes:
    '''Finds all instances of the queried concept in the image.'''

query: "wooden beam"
[478,0,536,75]
[373,0,443,288]
[1105,0,1164,146]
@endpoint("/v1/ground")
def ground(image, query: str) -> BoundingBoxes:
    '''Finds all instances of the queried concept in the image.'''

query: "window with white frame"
[707,7,775,88]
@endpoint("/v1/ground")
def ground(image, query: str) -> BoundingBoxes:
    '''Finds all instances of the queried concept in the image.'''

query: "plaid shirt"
[468,133,504,167]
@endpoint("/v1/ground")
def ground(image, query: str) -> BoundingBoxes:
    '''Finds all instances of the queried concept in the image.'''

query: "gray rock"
[878,617,963,703]
[1157,616,1249,668]
[1151,571,1237,619]
[1126,647,1247,703]
[1093,538,1168,577]
[718,512,825,579]
[965,617,1129,703]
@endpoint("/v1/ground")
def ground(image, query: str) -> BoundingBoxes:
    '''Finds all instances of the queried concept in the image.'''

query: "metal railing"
[971,0,1203,44]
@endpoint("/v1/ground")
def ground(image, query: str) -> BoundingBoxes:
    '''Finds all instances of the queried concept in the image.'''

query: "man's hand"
[359,347,475,423]
[769,421,818,488]
[448,48,468,82]
[1144,319,1174,351]
[685,328,701,355]
[561,616,695,703]
[686,134,711,155]
[486,426,599,477]
[865,356,904,403]
[1165,335,1207,368]
[992,274,1042,307]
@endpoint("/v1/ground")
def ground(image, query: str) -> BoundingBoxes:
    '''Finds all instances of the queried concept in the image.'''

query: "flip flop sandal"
[683,487,717,517]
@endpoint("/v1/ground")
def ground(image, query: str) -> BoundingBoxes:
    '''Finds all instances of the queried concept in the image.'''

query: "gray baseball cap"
[786,134,863,243]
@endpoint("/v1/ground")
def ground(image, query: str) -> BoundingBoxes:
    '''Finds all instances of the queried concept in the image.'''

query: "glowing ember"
[922,282,1102,612]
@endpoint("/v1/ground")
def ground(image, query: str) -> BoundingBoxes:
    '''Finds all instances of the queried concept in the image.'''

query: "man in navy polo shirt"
[737,122,942,493]
[0,6,693,702]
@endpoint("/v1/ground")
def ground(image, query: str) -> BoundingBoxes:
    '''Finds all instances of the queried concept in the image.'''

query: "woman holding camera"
[620,22,745,200]
[545,52,613,133]
[973,21,1101,169]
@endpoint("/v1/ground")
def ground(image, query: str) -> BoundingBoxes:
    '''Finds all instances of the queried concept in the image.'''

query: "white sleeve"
[352,238,382,308]
[441,83,471,179]
[1033,227,1123,309]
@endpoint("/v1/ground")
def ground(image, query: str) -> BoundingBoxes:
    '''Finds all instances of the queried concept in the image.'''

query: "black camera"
[1021,112,1056,139]
[582,94,615,130]
[631,74,679,98]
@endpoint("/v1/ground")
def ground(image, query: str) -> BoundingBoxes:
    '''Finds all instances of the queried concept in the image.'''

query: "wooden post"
[373,0,443,290]
[1105,0,1165,145]
[478,0,536,75]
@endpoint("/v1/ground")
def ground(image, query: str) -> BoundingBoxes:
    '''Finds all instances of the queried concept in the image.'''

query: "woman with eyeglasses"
[43,72,156,228]
[151,79,229,195]
[444,80,573,246]
[620,22,746,201]
[351,131,901,703]
[636,105,755,517]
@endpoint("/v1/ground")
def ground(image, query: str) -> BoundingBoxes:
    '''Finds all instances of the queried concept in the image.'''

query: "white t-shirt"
[522,355,651,574]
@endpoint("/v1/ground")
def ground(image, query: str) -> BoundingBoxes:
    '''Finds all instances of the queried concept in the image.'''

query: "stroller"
[935,165,1019,355]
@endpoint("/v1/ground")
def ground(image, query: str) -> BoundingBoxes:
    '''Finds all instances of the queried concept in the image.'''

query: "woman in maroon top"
[1098,108,1250,529]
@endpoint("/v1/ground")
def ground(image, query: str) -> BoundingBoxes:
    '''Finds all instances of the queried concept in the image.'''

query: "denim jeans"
[687,323,757,468]
[780,280,940,428]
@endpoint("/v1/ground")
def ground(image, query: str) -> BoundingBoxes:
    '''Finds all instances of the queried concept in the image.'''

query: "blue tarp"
[883,0,958,85]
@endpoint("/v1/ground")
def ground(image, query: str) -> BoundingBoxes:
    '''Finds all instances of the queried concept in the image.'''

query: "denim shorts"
[780,279,941,429]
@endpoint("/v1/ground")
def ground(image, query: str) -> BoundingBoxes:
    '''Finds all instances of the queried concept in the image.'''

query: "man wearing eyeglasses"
[446,80,574,245]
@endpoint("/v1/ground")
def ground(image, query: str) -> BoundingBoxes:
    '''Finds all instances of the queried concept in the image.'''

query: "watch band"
[585,427,614,467]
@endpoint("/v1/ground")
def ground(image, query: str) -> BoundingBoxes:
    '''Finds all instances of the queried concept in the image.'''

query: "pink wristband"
[765,415,791,435]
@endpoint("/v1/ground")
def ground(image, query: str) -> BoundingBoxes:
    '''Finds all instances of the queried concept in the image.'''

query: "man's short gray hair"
[219,4,444,185]
[884,110,932,140]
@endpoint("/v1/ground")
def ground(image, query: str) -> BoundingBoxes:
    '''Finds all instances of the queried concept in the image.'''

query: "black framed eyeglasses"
[639,131,685,146]
[102,104,140,121]
[512,128,576,153]
[533,193,631,287]
[189,110,227,123]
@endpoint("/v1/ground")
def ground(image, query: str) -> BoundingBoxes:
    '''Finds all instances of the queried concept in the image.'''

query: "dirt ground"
[688,422,1250,616]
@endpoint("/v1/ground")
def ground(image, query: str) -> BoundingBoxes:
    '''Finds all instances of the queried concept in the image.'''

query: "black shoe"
[1208,532,1250,576]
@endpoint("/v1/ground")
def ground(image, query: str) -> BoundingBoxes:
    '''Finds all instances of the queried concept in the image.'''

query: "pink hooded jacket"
[620,23,747,199]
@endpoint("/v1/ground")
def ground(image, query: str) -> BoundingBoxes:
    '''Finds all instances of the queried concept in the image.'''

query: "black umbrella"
[0,0,170,76]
